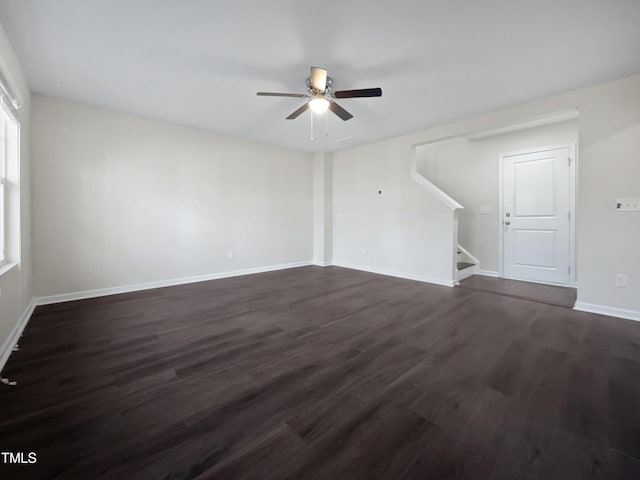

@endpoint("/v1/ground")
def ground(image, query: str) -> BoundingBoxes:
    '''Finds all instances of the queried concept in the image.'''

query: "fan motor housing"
[307,76,333,94]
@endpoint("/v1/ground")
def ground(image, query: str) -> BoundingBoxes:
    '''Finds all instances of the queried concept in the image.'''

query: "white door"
[502,146,573,285]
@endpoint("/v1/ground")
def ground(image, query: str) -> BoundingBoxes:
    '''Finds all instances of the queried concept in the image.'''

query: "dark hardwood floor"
[459,275,578,308]
[1,266,639,479]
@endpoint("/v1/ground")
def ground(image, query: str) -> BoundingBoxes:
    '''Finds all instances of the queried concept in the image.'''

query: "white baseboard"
[0,298,36,373]
[574,301,640,322]
[476,269,500,277]
[312,261,332,267]
[35,261,313,306]
[331,261,454,287]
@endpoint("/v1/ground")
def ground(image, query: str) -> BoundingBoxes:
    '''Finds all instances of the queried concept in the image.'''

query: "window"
[0,96,19,266]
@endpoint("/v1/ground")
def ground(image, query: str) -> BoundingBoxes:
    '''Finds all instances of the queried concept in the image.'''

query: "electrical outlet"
[615,274,628,287]
[616,198,640,211]
[226,250,233,259]
[360,248,366,255]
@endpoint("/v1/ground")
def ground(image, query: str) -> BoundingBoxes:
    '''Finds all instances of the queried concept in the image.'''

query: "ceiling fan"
[257,66,382,121]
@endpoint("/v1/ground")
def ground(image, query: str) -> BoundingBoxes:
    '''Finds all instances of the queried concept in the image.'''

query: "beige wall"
[578,87,640,312]
[416,120,579,273]
[332,138,456,286]
[0,22,32,357]
[312,152,333,265]
[333,73,640,313]
[31,95,313,297]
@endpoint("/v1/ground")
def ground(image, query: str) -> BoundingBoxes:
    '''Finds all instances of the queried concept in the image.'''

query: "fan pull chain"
[325,110,328,137]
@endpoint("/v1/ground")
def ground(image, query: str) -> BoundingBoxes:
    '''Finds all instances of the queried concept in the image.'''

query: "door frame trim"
[498,143,576,287]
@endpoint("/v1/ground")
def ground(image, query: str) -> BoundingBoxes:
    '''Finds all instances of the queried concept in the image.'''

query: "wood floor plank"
[1,265,639,479]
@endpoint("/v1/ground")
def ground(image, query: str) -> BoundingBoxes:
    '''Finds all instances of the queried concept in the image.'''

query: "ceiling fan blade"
[334,88,382,98]
[310,66,327,92]
[286,102,310,120]
[328,102,353,121]
[257,92,308,98]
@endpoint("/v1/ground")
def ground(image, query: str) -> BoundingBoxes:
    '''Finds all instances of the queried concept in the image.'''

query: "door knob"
[504,221,511,225]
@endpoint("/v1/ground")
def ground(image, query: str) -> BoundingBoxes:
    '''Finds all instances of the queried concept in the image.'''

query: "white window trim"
[0,93,20,272]
[0,101,5,267]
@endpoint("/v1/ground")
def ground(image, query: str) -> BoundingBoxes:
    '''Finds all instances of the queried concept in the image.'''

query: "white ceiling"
[1,1,639,153]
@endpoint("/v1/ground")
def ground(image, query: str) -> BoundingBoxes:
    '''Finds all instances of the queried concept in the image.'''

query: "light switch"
[615,274,628,287]
[479,205,493,215]
[616,198,640,211]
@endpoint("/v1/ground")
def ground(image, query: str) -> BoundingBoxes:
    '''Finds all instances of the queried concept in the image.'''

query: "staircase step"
[457,262,475,271]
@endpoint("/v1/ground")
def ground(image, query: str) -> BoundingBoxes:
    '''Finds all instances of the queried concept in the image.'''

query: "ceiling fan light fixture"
[258,66,381,121]
[309,94,329,114]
